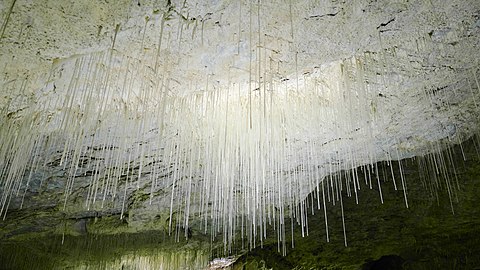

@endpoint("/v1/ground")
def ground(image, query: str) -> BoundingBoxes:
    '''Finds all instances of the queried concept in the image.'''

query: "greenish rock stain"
[1,140,480,269]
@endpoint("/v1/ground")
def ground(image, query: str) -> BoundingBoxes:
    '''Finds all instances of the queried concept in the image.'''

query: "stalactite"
[0,0,478,260]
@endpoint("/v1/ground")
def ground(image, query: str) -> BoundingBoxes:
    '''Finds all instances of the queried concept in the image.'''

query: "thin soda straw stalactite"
[0,0,16,40]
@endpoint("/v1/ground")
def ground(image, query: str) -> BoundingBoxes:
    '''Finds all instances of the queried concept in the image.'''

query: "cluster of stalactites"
[1,3,480,254]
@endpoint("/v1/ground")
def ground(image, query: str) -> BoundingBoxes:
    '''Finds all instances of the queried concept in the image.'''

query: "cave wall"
[1,138,480,269]
[232,137,480,270]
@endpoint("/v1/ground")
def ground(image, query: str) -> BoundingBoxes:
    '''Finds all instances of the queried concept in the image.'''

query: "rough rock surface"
[0,0,480,269]
[231,139,480,269]
[1,137,480,269]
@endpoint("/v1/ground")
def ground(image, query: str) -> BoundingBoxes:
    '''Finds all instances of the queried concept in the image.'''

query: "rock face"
[1,137,480,269]
[231,139,480,269]
[0,0,480,269]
